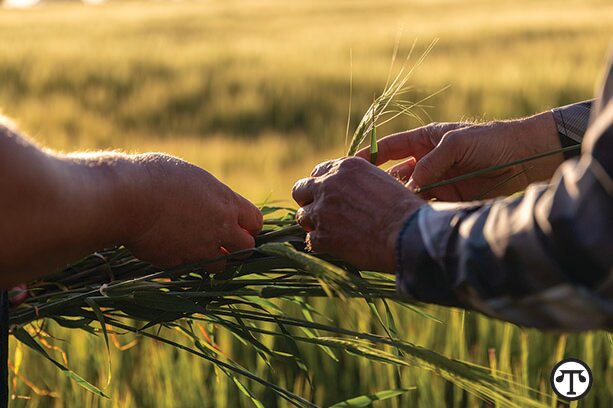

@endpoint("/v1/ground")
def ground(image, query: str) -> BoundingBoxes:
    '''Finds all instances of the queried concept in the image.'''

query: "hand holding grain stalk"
[0,121,263,288]
[293,157,424,273]
[294,77,610,333]
[290,111,566,274]
[356,111,567,201]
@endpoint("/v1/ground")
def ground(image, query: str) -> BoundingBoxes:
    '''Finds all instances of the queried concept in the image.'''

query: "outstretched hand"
[292,157,424,273]
[357,112,564,201]
[0,125,265,288]
[124,154,264,270]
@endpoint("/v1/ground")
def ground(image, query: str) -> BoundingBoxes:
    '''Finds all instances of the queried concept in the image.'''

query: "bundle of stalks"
[8,208,547,407]
[7,42,567,407]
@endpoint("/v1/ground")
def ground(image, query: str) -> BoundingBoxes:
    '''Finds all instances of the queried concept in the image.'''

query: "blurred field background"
[2,0,612,407]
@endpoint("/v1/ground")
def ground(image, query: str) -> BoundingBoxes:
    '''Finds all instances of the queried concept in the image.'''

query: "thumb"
[387,157,417,182]
[406,137,459,191]
[236,194,264,235]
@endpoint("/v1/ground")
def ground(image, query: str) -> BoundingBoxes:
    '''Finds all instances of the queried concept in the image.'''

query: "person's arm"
[0,120,263,288]
[293,62,612,331]
[396,75,612,331]
[357,102,592,202]
[293,121,612,330]
[357,112,565,201]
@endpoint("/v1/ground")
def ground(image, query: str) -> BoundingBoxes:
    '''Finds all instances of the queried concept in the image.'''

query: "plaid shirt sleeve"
[396,59,613,331]
[552,100,592,160]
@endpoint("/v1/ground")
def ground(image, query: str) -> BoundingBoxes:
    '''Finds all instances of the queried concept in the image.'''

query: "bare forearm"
[517,110,564,181]
[0,126,135,286]
[0,119,264,287]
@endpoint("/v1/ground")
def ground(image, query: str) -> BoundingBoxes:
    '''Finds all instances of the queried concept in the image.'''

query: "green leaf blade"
[329,388,414,408]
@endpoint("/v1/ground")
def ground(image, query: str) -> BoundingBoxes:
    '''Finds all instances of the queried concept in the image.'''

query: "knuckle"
[332,157,364,177]
[316,173,347,196]
[311,160,334,177]
[424,122,447,144]
[425,122,468,145]
[292,177,311,194]
[291,179,302,194]
[319,175,341,193]
[339,156,364,170]
[440,131,462,148]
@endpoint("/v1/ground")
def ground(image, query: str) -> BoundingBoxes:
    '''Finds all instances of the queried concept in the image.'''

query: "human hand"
[292,157,424,273]
[123,154,263,269]
[357,112,563,201]
[0,121,263,286]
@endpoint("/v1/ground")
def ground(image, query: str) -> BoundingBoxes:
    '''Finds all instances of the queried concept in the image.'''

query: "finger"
[356,127,434,165]
[223,227,257,255]
[357,123,470,165]
[292,177,317,207]
[235,194,264,235]
[310,160,336,177]
[406,135,461,191]
[296,205,316,232]
[387,157,417,183]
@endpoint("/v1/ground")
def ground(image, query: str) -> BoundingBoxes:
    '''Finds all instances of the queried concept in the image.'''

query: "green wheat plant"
[8,208,548,408]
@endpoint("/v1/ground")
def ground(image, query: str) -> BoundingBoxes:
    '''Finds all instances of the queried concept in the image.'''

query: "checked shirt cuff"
[551,100,592,160]
[395,202,481,307]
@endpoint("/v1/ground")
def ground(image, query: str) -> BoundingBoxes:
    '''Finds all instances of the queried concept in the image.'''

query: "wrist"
[383,198,425,273]
[515,111,564,179]
[519,111,562,152]
[54,152,141,247]
[110,154,161,246]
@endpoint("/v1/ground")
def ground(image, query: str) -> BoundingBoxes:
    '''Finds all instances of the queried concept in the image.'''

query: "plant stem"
[415,145,580,194]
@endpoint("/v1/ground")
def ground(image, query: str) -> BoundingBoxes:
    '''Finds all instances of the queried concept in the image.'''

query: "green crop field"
[2,0,612,407]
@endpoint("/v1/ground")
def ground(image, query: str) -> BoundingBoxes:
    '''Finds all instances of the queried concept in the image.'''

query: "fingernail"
[406,178,417,191]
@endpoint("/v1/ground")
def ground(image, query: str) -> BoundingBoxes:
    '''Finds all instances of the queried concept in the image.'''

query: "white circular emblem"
[550,358,593,400]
